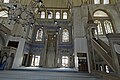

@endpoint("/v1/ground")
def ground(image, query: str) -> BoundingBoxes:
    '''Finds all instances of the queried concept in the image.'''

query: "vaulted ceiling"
[0,0,119,8]
[15,0,119,7]
[15,0,82,7]
[0,0,118,11]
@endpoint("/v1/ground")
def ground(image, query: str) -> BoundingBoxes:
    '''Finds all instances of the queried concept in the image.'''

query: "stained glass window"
[56,12,60,19]
[62,56,68,67]
[62,29,69,42]
[41,11,45,19]
[104,0,109,4]
[4,0,9,3]
[93,11,108,17]
[94,0,100,4]
[94,20,103,35]
[48,11,53,19]
[35,28,43,41]
[63,12,67,19]
[104,20,113,34]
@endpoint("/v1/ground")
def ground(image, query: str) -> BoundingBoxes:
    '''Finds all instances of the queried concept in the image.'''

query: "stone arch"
[90,6,120,33]
[93,9,110,17]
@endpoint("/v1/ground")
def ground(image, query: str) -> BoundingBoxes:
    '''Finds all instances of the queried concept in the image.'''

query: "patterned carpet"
[0,67,105,80]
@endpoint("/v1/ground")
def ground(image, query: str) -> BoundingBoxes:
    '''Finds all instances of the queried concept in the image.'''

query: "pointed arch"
[35,28,43,41]
[93,10,108,17]
[62,29,69,42]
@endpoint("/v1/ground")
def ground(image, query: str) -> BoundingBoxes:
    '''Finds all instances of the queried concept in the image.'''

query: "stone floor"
[0,67,105,80]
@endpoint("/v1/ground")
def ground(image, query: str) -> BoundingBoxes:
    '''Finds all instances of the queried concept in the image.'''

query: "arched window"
[0,10,8,17]
[62,29,69,42]
[104,20,113,34]
[4,0,9,3]
[35,28,43,41]
[48,11,53,19]
[93,10,108,17]
[41,11,45,19]
[56,12,60,19]
[94,0,100,4]
[94,20,103,35]
[63,12,67,19]
[93,10,114,35]
[104,0,109,4]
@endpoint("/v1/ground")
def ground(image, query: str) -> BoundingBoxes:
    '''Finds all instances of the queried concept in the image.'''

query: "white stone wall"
[73,4,120,72]
[74,38,89,71]
[73,6,87,38]
[6,36,26,69]
[73,5,89,71]
[74,38,88,53]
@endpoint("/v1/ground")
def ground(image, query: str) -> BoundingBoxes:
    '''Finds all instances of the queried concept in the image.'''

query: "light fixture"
[38,10,41,13]
[58,26,61,30]
[41,26,44,28]
[7,6,10,10]
[54,35,56,37]
[4,33,7,35]
[1,0,46,34]
[13,4,17,9]
[47,11,51,15]
[40,0,43,3]
[17,15,20,18]
[30,23,34,26]
[54,20,57,25]
[35,0,43,3]
[56,31,59,35]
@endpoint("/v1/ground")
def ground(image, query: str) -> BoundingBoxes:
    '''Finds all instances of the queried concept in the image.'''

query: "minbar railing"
[91,39,115,72]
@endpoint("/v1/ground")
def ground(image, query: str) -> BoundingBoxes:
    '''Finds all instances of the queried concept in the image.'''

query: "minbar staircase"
[91,39,115,72]
[89,33,120,80]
